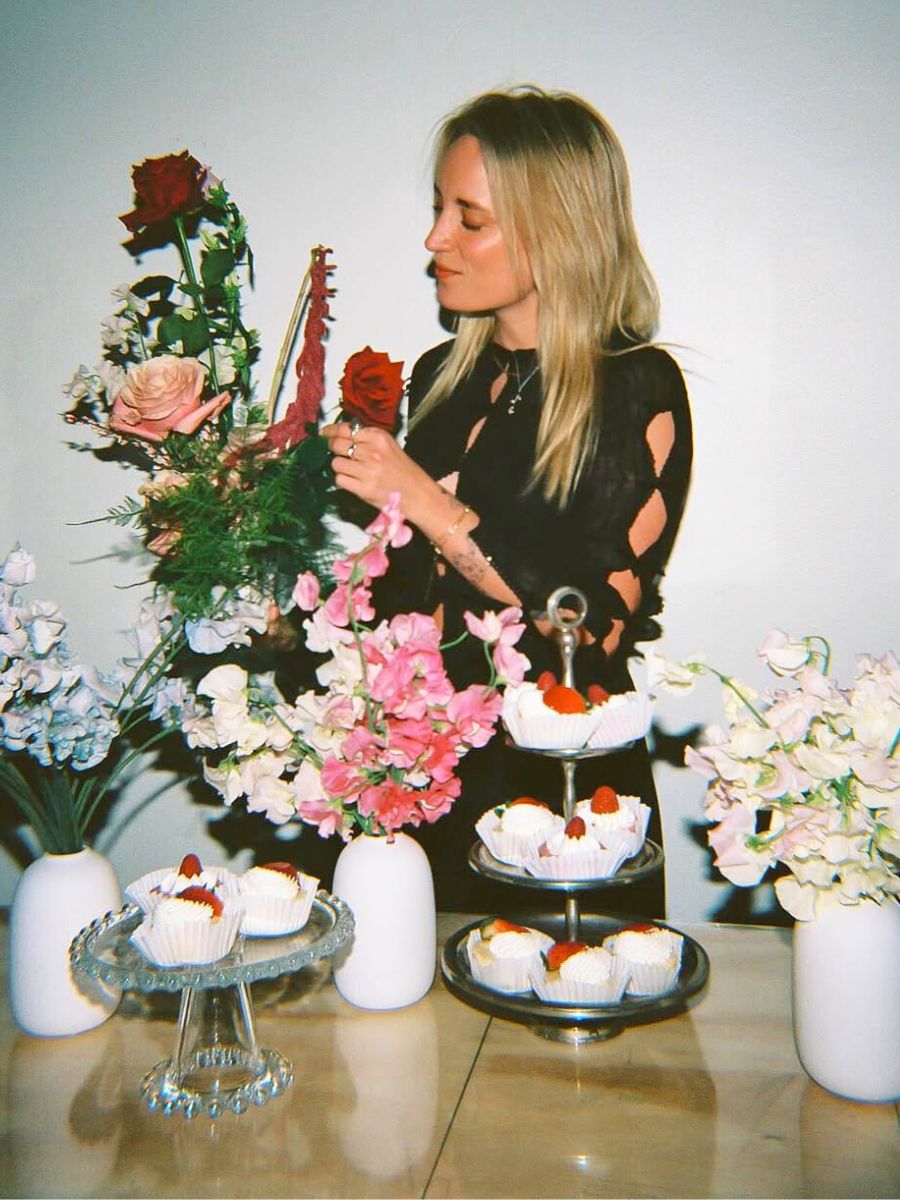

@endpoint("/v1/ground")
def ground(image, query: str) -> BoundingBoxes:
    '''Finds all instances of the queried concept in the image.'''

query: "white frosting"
[154,867,223,897]
[510,683,548,719]
[499,803,556,836]
[242,866,299,899]
[542,828,602,857]
[559,946,615,984]
[611,929,680,965]
[485,930,544,959]
[577,794,639,833]
[152,894,218,927]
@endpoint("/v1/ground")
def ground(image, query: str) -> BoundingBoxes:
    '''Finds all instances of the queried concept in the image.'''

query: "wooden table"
[0,914,897,1198]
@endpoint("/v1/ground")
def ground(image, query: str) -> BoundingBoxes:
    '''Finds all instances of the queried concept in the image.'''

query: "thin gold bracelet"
[432,504,473,556]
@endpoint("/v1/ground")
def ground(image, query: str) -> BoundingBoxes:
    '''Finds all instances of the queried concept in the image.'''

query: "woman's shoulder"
[410,338,455,384]
[604,343,690,417]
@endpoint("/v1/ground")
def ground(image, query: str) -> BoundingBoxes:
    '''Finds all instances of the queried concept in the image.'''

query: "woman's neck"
[493,293,539,351]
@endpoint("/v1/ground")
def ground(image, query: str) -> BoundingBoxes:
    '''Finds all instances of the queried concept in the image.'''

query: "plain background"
[1,0,898,920]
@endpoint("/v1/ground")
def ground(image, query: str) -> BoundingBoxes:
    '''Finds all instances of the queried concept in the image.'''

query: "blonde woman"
[325,87,692,914]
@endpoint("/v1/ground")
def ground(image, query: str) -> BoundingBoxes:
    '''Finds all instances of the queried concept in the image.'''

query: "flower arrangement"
[187,495,530,839]
[62,150,405,619]
[0,548,188,853]
[648,631,900,920]
[3,148,408,855]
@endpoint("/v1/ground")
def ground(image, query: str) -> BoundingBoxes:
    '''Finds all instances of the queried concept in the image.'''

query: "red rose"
[339,347,404,432]
[120,151,208,233]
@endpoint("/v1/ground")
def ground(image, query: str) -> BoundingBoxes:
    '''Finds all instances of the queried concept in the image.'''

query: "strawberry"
[565,816,587,839]
[620,922,656,934]
[545,941,587,972]
[509,796,549,809]
[259,861,299,883]
[177,885,223,918]
[587,683,610,707]
[479,916,528,939]
[178,853,202,878]
[590,786,620,815]
[542,684,587,714]
[536,670,557,693]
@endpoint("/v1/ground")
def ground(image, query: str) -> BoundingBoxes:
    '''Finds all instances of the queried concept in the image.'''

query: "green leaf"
[201,248,236,288]
[157,313,209,355]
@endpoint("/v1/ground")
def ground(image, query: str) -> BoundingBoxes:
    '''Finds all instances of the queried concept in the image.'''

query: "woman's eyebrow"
[433,185,491,214]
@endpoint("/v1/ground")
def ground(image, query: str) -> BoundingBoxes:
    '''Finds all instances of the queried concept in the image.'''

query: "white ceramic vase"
[792,896,900,1103]
[8,847,122,1037]
[332,831,436,1010]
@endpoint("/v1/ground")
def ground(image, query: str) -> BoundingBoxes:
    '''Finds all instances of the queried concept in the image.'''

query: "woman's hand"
[323,420,438,518]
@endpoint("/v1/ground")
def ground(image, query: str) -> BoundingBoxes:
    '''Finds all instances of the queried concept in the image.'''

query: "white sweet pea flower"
[727,721,777,759]
[212,343,237,387]
[644,649,706,694]
[62,364,97,402]
[22,601,66,656]
[111,283,150,316]
[1,548,36,588]
[241,754,296,824]
[99,314,133,351]
[758,629,812,677]
[198,664,249,705]
[774,874,821,921]
[203,759,245,805]
[96,359,128,400]
[793,742,852,780]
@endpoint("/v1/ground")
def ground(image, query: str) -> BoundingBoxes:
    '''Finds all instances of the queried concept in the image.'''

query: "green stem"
[701,665,769,728]
[174,215,221,396]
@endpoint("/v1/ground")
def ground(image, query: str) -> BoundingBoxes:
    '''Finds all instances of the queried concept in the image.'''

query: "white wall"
[1,0,897,919]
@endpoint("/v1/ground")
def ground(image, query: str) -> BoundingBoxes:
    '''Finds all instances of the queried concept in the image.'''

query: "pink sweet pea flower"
[358,780,421,833]
[321,755,366,801]
[365,492,412,549]
[292,571,321,612]
[446,685,503,748]
[418,776,462,823]
[492,642,530,684]
[464,606,525,646]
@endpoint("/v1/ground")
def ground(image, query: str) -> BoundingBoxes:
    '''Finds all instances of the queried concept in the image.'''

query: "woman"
[324,87,692,915]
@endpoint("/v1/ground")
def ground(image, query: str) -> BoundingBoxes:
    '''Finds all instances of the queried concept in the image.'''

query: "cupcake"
[531,940,630,1005]
[125,853,240,914]
[131,885,243,967]
[524,816,629,881]
[501,681,605,750]
[239,862,319,937]
[586,691,655,749]
[604,923,684,996]
[465,917,554,994]
[575,786,651,858]
[475,797,565,866]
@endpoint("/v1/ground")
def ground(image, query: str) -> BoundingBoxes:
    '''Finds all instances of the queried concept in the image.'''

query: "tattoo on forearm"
[444,536,487,586]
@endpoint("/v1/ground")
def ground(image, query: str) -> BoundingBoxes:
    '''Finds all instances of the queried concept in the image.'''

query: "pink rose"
[109,355,231,443]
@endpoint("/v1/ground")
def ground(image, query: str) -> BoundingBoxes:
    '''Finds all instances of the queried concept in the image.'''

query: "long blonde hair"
[411,86,660,507]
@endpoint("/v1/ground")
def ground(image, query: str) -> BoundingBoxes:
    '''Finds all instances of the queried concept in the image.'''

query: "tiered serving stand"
[441,587,709,1043]
[70,891,354,1117]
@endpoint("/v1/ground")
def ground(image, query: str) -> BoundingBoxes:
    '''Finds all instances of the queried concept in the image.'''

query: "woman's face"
[425,135,538,346]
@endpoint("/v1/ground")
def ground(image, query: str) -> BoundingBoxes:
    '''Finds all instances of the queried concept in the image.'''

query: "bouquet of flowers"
[649,632,900,920]
[186,495,530,839]
[0,547,190,853]
[62,150,404,621]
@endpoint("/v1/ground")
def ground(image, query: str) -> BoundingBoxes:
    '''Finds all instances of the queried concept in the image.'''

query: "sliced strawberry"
[508,796,549,809]
[565,816,587,839]
[542,684,587,714]
[536,670,557,693]
[259,861,299,882]
[590,786,620,815]
[545,941,587,972]
[177,885,223,918]
[587,683,611,707]
[479,916,528,939]
[178,853,203,878]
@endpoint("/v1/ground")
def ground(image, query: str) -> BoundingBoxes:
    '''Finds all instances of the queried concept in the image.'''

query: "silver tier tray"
[468,838,664,892]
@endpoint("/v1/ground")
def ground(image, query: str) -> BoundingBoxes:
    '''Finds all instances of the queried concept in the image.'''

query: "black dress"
[377,339,693,916]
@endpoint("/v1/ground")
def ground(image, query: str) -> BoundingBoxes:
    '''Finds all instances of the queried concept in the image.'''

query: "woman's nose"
[425,211,451,252]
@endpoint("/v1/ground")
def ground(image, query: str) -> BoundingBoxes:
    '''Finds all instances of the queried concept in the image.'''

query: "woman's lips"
[434,265,461,280]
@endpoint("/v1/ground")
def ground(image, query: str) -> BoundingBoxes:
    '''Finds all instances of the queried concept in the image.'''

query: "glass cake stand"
[440,586,710,1043]
[70,892,354,1118]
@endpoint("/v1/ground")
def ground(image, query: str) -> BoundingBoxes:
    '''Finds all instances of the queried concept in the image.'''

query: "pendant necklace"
[495,352,539,414]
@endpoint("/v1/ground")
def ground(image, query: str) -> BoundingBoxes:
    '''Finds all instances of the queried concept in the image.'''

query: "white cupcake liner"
[586,693,654,749]
[621,958,681,997]
[465,928,553,994]
[592,804,652,859]
[503,707,605,751]
[239,873,318,937]
[124,865,241,913]
[475,809,565,867]
[524,841,629,881]
[131,900,244,966]
[530,957,631,1005]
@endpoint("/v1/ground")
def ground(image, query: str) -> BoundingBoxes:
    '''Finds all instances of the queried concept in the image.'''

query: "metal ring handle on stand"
[544,586,588,689]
